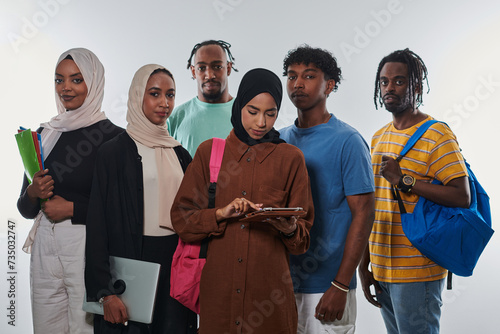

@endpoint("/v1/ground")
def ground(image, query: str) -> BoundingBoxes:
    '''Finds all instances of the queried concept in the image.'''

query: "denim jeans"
[377,279,445,334]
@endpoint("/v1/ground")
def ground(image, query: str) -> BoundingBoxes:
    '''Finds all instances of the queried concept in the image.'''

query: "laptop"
[83,256,161,324]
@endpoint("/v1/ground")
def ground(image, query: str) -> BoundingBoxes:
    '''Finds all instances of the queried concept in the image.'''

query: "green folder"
[15,129,41,183]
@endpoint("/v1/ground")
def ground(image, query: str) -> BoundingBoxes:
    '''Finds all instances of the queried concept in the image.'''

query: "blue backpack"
[394,120,494,278]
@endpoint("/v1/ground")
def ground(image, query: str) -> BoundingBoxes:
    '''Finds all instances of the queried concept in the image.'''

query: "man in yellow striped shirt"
[359,49,470,334]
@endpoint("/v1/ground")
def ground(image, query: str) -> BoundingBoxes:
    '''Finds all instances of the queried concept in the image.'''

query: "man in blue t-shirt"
[280,45,375,333]
[168,40,237,157]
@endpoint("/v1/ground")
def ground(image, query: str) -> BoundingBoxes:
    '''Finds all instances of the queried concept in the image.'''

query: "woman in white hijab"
[85,64,197,333]
[17,48,123,333]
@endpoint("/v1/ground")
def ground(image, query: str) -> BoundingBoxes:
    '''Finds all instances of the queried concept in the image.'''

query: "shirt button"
[247,157,251,162]
[241,224,245,229]
[238,258,243,263]
[236,289,241,293]
[236,321,240,325]
[242,191,247,195]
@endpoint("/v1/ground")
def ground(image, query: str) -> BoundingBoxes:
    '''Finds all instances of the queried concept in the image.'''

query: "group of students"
[17,40,469,334]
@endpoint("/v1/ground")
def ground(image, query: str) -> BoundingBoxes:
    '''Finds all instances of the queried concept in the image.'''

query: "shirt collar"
[226,130,277,163]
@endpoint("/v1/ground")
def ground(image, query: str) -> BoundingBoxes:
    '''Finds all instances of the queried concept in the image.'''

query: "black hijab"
[230,68,285,146]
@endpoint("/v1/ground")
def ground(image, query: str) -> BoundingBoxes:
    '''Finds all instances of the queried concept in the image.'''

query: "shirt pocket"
[258,184,289,208]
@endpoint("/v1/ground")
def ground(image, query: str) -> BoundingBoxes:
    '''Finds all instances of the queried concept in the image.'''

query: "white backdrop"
[1,0,499,333]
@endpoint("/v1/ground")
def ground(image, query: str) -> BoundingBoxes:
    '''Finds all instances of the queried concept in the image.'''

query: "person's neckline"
[296,112,332,129]
[391,115,431,133]
[195,96,233,105]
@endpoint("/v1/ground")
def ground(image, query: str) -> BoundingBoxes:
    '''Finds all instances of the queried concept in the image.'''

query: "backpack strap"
[200,138,226,259]
[396,119,438,161]
[209,138,226,183]
[207,138,226,208]
[393,119,438,213]
[394,119,455,288]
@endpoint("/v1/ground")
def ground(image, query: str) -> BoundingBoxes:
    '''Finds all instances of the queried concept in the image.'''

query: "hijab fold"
[126,64,182,231]
[40,48,108,159]
[126,64,180,148]
[231,68,285,146]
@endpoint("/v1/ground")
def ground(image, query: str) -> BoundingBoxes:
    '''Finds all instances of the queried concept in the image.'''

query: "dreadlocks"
[186,39,238,72]
[374,48,429,110]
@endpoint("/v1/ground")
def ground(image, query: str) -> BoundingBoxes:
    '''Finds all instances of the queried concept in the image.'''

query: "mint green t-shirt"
[168,97,234,157]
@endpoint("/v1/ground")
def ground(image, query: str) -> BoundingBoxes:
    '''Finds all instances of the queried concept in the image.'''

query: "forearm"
[316,201,373,321]
[172,204,226,242]
[280,216,311,255]
[335,220,373,285]
[410,176,470,208]
[337,193,375,286]
[17,176,41,219]
[359,244,371,270]
[381,156,470,208]
[281,157,314,255]
[357,239,382,308]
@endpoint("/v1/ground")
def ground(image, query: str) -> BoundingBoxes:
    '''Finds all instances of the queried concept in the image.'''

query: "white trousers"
[30,215,93,334]
[295,290,357,334]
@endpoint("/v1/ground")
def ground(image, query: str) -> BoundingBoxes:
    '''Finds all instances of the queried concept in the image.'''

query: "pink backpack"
[170,138,225,314]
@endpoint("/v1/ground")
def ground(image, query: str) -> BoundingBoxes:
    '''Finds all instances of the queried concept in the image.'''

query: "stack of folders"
[15,127,44,183]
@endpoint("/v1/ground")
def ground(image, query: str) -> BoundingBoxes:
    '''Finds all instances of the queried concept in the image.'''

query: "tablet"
[240,207,306,222]
[83,256,161,324]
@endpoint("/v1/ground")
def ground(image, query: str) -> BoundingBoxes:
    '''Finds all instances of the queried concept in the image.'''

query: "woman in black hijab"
[172,68,314,333]
[230,68,285,146]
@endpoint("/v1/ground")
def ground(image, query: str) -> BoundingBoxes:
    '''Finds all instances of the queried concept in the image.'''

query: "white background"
[1,0,499,333]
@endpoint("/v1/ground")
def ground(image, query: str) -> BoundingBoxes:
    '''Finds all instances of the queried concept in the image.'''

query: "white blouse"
[134,139,177,237]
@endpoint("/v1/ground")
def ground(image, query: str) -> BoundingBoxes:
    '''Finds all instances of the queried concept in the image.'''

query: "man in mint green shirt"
[168,40,237,157]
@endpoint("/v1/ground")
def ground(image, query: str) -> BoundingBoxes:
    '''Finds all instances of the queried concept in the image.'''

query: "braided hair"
[186,39,238,72]
[374,48,429,110]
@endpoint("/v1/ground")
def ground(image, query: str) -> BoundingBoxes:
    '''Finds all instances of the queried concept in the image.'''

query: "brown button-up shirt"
[172,130,314,334]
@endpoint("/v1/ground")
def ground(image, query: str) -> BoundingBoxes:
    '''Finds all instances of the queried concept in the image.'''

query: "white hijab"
[40,48,108,158]
[126,64,180,148]
[126,64,182,231]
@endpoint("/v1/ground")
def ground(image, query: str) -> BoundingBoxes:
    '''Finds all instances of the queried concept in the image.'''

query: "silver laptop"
[83,256,161,324]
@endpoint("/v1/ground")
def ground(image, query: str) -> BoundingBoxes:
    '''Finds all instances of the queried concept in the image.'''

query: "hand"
[380,155,402,185]
[41,195,74,222]
[358,266,382,308]
[216,198,262,222]
[315,285,347,322]
[266,216,298,235]
[103,295,128,325]
[27,169,54,202]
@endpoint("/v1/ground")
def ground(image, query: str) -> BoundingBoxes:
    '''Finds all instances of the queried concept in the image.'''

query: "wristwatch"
[398,174,416,193]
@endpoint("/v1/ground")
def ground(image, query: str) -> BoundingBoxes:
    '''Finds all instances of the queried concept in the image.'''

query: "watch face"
[403,175,414,186]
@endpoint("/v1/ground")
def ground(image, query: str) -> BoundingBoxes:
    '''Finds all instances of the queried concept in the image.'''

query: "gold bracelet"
[331,281,349,293]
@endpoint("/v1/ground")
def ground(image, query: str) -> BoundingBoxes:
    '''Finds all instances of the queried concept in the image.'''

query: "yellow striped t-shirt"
[370,116,468,283]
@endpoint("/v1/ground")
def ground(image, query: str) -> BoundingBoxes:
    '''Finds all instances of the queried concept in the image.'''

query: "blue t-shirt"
[279,114,374,293]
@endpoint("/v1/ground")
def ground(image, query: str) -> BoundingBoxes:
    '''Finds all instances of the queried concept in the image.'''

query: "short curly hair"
[283,45,342,91]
